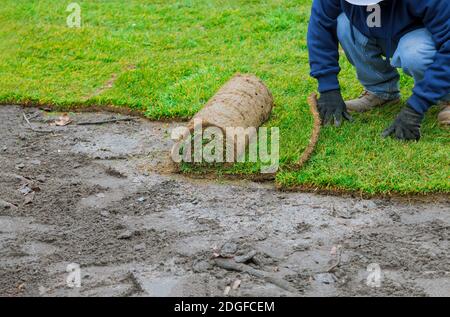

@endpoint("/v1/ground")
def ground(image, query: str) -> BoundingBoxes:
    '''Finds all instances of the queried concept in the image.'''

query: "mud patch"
[0,105,449,297]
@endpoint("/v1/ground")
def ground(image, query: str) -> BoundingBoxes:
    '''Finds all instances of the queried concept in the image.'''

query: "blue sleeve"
[408,0,450,114]
[307,0,343,93]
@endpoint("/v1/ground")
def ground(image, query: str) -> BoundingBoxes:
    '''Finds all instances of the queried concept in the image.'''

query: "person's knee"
[394,29,436,76]
[337,13,351,44]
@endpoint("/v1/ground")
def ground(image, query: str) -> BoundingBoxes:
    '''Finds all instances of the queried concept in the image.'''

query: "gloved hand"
[382,105,424,141]
[318,90,353,127]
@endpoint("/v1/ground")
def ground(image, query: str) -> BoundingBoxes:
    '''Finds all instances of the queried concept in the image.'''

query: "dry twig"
[214,258,297,293]
[76,117,136,125]
[22,112,54,133]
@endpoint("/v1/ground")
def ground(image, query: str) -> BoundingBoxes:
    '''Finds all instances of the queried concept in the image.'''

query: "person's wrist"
[322,89,341,95]
[317,74,339,93]
[405,103,424,120]
[321,89,342,100]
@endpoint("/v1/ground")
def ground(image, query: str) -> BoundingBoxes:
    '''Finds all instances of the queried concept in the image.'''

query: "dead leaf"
[331,245,342,256]
[18,184,32,195]
[54,113,72,126]
[30,184,41,192]
[223,286,231,296]
[0,198,18,210]
[330,246,338,256]
[24,192,35,205]
[212,245,220,258]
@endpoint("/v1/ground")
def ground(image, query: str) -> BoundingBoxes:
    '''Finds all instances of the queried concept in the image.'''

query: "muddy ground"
[0,105,449,297]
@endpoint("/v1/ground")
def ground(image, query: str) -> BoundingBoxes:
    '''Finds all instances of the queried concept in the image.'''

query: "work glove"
[382,105,424,141]
[318,90,353,127]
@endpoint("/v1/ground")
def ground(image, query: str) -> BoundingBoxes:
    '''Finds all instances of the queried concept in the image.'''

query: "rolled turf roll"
[173,73,274,163]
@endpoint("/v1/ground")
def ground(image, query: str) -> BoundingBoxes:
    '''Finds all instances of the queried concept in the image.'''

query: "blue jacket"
[307,0,450,114]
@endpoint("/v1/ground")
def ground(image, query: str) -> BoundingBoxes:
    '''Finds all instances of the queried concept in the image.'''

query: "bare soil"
[0,105,449,297]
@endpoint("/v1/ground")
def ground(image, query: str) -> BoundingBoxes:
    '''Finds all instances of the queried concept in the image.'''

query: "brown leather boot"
[437,102,450,126]
[345,90,401,113]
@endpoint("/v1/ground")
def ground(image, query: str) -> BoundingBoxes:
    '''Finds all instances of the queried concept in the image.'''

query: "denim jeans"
[337,13,450,102]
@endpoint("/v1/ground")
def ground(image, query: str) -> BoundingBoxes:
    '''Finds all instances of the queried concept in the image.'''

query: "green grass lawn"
[1,0,448,195]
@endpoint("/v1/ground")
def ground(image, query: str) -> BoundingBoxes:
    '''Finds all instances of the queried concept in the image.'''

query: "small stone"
[117,230,133,240]
[19,184,32,195]
[100,210,110,217]
[354,200,377,211]
[253,230,268,241]
[40,236,57,243]
[36,175,46,183]
[234,250,257,263]
[296,222,312,234]
[314,273,337,285]
[192,260,211,273]
[294,244,310,252]
[133,243,146,252]
[137,197,146,203]
[362,200,377,209]
[220,242,238,257]
[2,147,7,152]
[30,159,41,166]
[251,254,264,266]
[333,207,353,219]
[15,163,25,170]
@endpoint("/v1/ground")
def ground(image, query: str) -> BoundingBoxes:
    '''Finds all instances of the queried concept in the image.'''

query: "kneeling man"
[307,0,449,140]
